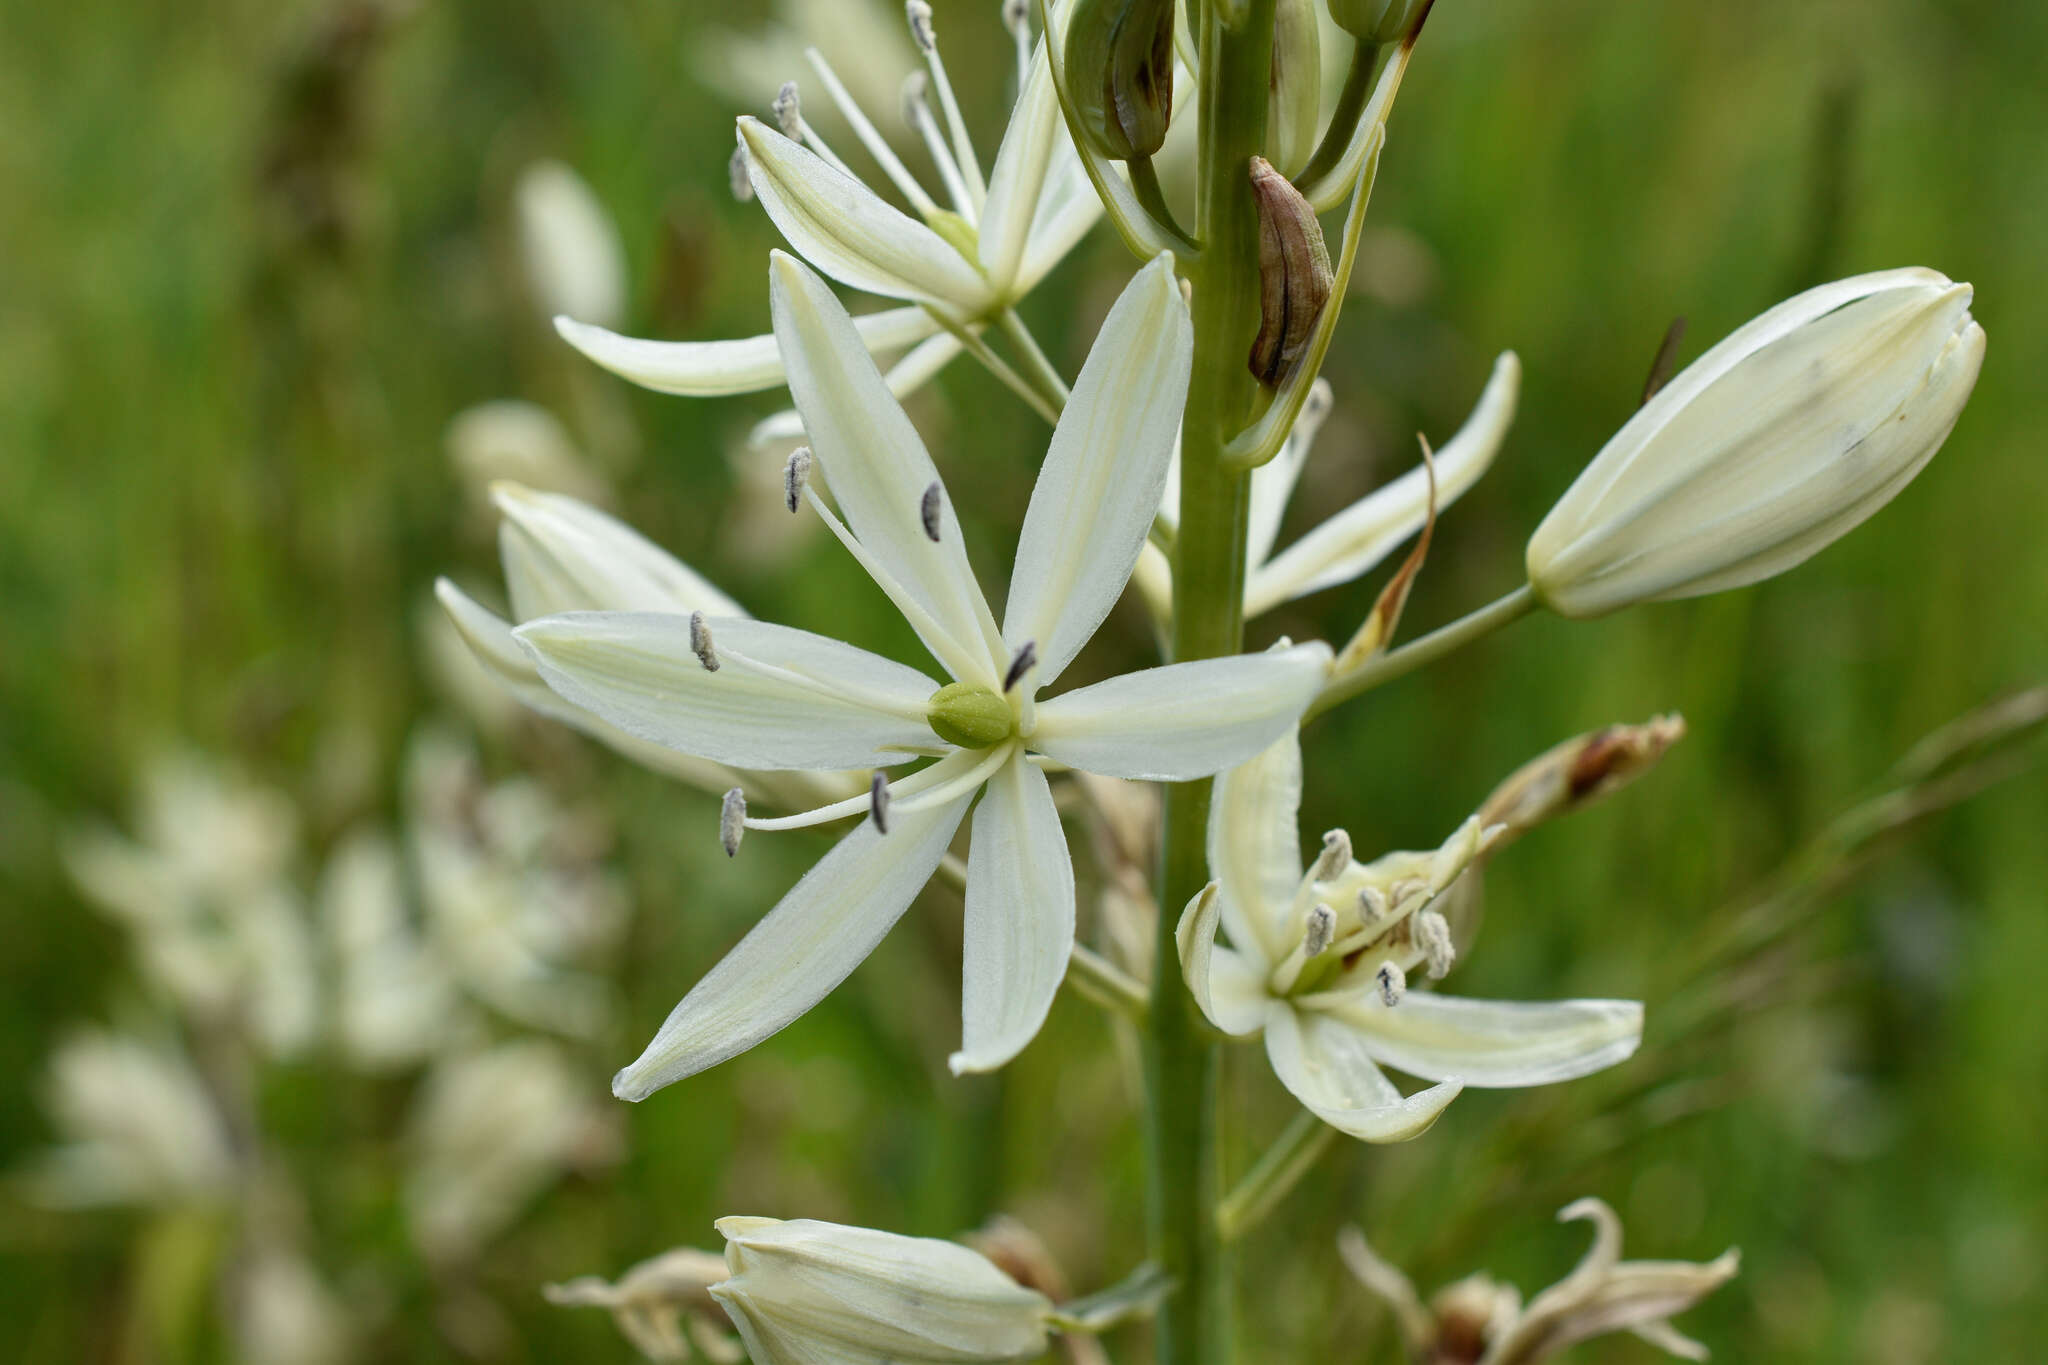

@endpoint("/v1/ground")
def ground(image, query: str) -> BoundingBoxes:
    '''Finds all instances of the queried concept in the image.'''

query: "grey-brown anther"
[1002,640,1038,693]
[783,446,813,513]
[772,81,802,138]
[906,0,936,53]
[720,788,747,857]
[1356,885,1387,925]
[1248,157,1333,386]
[901,69,931,128]
[1302,903,1336,959]
[728,145,753,202]
[1001,0,1030,37]
[689,611,719,671]
[1413,908,1455,979]
[1375,959,1406,1007]
[920,480,944,542]
[1312,829,1352,882]
[868,771,891,833]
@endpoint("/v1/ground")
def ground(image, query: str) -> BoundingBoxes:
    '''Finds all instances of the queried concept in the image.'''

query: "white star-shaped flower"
[554,2,1100,445]
[1177,725,1643,1141]
[517,252,1331,1099]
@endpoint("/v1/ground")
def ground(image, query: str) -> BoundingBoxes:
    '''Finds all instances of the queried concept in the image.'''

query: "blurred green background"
[3,0,2044,1360]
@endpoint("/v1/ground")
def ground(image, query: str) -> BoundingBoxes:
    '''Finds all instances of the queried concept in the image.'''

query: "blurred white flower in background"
[445,399,610,513]
[323,830,467,1072]
[62,753,319,1058]
[28,1029,237,1208]
[236,1250,354,1365]
[405,1039,614,1265]
[515,160,628,331]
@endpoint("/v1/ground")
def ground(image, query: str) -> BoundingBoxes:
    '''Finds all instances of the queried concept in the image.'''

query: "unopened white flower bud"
[710,1216,1053,1364]
[1527,269,1985,618]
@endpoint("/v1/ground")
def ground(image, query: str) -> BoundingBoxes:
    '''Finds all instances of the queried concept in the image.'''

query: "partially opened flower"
[517,252,1331,1097]
[1138,352,1521,621]
[710,1216,1054,1365]
[546,1246,741,1363]
[1528,268,1985,618]
[436,483,862,813]
[1176,726,1642,1141]
[557,1,1102,443]
[1340,1197,1740,1364]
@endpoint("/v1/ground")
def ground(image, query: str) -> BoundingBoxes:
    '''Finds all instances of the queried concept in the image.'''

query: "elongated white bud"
[1527,269,1986,618]
[710,1217,1053,1364]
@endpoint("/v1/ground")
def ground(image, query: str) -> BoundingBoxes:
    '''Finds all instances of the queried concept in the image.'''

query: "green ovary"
[926,682,1015,749]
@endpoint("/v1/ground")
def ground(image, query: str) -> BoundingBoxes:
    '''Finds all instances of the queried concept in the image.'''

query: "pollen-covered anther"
[1002,640,1038,694]
[689,611,718,671]
[728,145,753,202]
[920,480,944,542]
[1356,886,1387,924]
[1414,909,1455,980]
[1375,960,1406,1007]
[772,81,803,138]
[719,787,747,857]
[1001,0,1029,35]
[869,772,891,834]
[783,446,813,513]
[906,0,936,52]
[1312,829,1352,881]
[1302,903,1336,959]
[901,70,930,127]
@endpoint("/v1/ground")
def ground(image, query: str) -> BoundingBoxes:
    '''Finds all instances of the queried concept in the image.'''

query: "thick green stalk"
[1146,5,1274,1364]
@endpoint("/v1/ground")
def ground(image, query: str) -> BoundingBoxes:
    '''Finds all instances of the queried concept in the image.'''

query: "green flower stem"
[1066,942,1150,1022]
[1216,1111,1338,1242]
[1307,584,1537,722]
[1147,5,1274,1364]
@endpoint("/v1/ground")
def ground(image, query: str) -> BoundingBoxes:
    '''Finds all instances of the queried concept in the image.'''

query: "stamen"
[689,612,718,671]
[784,447,813,513]
[920,480,943,541]
[1302,903,1336,958]
[804,48,940,219]
[1414,909,1455,980]
[890,742,1015,817]
[803,486,989,687]
[900,72,977,221]
[1312,829,1352,881]
[728,145,754,202]
[1375,960,1406,1007]
[1002,640,1038,693]
[905,0,987,213]
[772,81,803,138]
[1002,0,1031,88]
[869,771,891,833]
[720,788,746,857]
[1357,886,1387,924]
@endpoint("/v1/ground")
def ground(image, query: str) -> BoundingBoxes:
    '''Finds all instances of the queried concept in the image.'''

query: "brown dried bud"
[1477,714,1687,848]
[1247,157,1333,386]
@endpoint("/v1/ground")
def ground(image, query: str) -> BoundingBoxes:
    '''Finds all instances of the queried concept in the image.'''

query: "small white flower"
[444,399,609,510]
[517,253,1331,1097]
[545,1246,741,1363]
[235,1250,352,1365]
[515,160,627,330]
[30,1029,237,1208]
[435,483,864,813]
[710,1216,1054,1365]
[1528,268,1985,618]
[1140,353,1521,619]
[404,1040,607,1263]
[555,6,1101,440]
[321,830,466,1071]
[1176,726,1643,1141]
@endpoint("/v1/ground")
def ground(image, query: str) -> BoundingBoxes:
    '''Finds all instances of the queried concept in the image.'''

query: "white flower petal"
[740,117,993,312]
[555,307,940,397]
[745,330,967,450]
[1246,352,1520,615]
[950,756,1074,1073]
[516,612,940,771]
[1016,154,1103,293]
[517,160,626,329]
[1319,992,1644,1088]
[493,484,746,619]
[1263,1006,1462,1143]
[1002,254,1192,684]
[1207,728,1305,970]
[771,254,1006,681]
[1175,884,1269,1035]
[1030,643,1331,781]
[613,794,972,1100]
[977,38,1061,292]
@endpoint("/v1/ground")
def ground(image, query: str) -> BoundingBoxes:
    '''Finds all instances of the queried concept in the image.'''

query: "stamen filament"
[891,741,1016,816]
[921,47,987,212]
[902,73,979,224]
[804,48,942,218]
[744,750,981,833]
